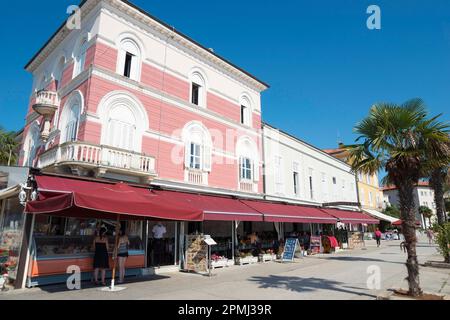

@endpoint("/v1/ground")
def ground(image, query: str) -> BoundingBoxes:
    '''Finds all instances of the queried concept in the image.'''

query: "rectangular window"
[191,83,200,105]
[369,192,373,206]
[189,143,202,170]
[124,52,134,78]
[309,169,314,200]
[293,172,299,196]
[240,157,252,181]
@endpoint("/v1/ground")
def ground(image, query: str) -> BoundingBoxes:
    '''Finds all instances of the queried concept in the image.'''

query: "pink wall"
[26,39,263,193]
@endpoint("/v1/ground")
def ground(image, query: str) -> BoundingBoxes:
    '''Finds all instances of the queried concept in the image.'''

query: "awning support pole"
[111,214,121,291]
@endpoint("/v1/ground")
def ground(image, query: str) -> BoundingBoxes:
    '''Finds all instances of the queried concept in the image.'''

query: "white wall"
[263,125,358,206]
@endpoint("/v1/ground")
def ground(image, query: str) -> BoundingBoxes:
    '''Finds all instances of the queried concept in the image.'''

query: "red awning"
[321,208,379,225]
[152,190,264,222]
[392,220,421,226]
[241,200,338,224]
[26,175,203,221]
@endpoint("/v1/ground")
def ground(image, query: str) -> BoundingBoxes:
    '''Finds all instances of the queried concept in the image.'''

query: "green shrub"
[432,223,450,263]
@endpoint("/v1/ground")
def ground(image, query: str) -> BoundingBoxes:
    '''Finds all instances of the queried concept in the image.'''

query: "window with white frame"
[190,72,206,107]
[23,123,40,167]
[189,143,202,170]
[360,189,365,205]
[240,96,251,127]
[106,104,136,151]
[240,157,253,181]
[74,38,88,78]
[369,192,373,207]
[60,93,82,144]
[117,38,141,81]
[236,137,259,186]
[183,122,212,172]
[293,162,300,196]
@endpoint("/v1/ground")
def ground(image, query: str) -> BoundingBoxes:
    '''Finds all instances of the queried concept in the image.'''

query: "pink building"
[21,0,269,198]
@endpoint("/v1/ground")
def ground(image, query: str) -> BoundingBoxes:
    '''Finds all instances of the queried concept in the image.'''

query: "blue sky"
[1,0,449,152]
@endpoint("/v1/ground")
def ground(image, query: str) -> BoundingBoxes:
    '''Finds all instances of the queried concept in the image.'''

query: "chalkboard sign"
[282,238,300,262]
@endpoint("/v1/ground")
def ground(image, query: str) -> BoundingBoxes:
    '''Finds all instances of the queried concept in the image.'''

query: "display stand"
[204,235,217,278]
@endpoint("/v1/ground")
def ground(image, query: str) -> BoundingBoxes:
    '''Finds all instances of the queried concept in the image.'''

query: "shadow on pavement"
[248,275,377,299]
[317,256,404,265]
[36,274,171,294]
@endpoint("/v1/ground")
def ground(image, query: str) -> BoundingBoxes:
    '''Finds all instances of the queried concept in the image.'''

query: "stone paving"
[1,238,448,300]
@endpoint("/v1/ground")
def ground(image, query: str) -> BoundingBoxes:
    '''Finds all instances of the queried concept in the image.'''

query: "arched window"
[74,38,88,78]
[239,95,252,127]
[117,38,141,81]
[183,122,212,172]
[60,91,83,143]
[23,122,41,167]
[236,137,259,183]
[98,91,148,153]
[106,104,136,151]
[190,70,207,108]
[53,56,66,90]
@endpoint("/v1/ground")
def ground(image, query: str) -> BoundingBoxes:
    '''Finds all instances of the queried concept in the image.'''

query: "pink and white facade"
[20,0,268,197]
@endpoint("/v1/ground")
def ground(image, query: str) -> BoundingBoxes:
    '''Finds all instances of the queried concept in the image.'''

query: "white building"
[263,124,359,207]
[383,181,436,228]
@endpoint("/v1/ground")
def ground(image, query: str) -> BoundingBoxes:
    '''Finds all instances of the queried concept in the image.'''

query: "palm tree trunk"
[431,168,446,226]
[398,181,423,297]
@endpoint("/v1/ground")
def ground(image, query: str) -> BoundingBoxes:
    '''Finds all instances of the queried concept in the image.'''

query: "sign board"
[282,238,301,262]
[204,236,217,246]
[310,236,322,254]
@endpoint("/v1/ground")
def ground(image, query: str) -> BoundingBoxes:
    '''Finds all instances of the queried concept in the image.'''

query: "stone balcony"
[37,142,157,183]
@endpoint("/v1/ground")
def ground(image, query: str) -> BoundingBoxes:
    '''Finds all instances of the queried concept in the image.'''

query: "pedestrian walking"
[375,228,382,247]
[426,229,434,244]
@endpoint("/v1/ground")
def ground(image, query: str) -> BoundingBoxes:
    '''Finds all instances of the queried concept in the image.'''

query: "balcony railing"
[239,181,256,193]
[38,142,156,176]
[34,90,60,108]
[185,169,208,185]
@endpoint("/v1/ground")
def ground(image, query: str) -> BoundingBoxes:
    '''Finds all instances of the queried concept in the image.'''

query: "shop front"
[23,174,203,287]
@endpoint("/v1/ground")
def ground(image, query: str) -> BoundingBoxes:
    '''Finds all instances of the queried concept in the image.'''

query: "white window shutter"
[184,142,191,169]
[203,145,212,172]
[253,160,260,182]
[117,49,126,76]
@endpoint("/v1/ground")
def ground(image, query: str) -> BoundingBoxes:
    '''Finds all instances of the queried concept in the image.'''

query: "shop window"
[188,222,203,235]
[0,199,26,281]
[243,222,252,235]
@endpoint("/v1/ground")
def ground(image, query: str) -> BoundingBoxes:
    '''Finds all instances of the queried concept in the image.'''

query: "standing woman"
[93,227,109,286]
[117,228,130,284]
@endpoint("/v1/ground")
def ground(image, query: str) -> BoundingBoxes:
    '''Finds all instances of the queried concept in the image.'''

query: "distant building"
[323,144,393,223]
[382,181,436,228]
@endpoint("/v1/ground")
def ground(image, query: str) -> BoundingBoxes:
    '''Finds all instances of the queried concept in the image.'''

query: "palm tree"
[419,206,433,228]
[0,127,19,166]
[429,166,450,225]
[345,99,450,297]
